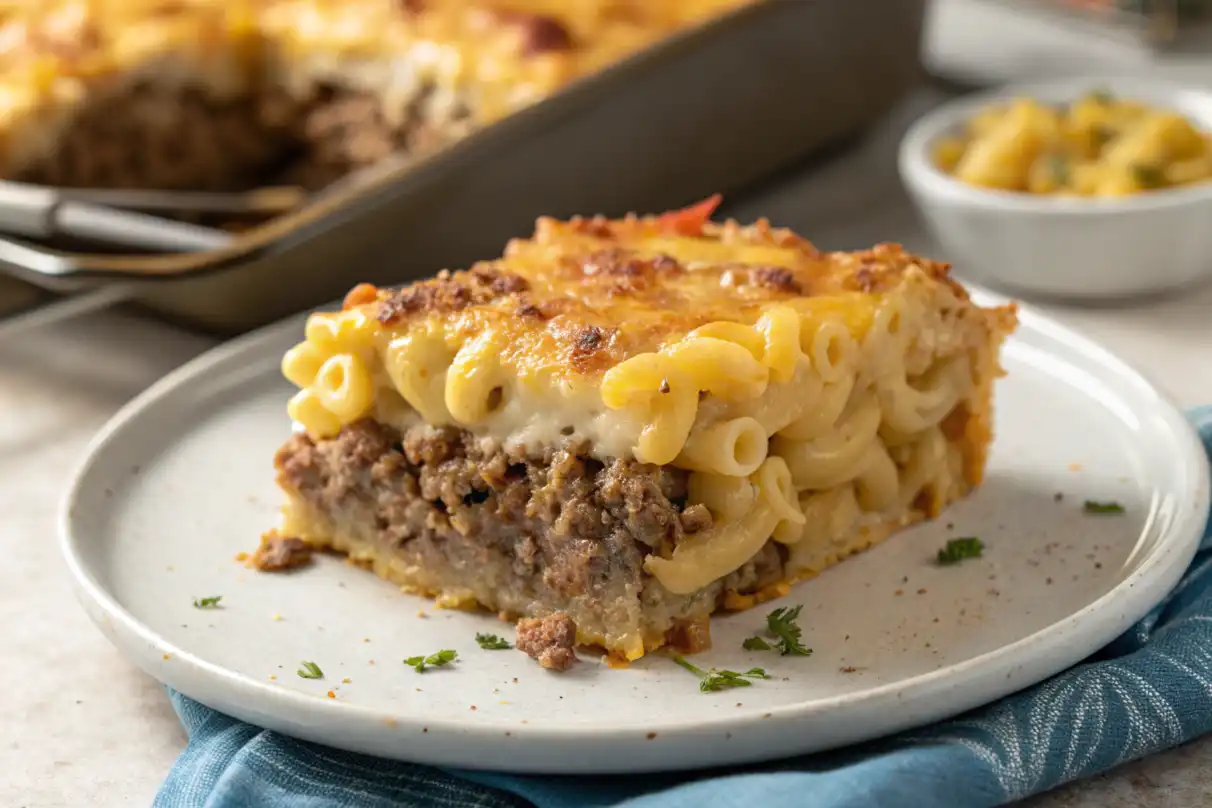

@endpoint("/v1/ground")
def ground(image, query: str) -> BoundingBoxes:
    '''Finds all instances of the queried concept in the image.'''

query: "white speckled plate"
[60,292,1209,774]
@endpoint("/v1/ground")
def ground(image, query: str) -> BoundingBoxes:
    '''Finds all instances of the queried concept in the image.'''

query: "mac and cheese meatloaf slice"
[261,198,1018,661]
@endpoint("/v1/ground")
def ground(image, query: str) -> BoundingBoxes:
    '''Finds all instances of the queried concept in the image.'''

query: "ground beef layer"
[269,419,789,659]
[16,79,472,192]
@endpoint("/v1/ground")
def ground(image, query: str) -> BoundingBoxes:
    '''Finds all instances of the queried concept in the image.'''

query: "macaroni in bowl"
[932,90,1212,196]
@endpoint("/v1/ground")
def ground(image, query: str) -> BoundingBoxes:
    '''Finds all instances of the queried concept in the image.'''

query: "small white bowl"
[898,77,1212,300]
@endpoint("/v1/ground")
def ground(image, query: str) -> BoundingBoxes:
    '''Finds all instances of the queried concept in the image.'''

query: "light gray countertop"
[5,48,1212,808]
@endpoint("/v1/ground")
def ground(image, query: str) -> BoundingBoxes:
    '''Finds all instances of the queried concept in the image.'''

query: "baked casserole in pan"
[0,0,757,191]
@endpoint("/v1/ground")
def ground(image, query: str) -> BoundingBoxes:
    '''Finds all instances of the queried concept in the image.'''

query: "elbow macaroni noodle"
[282,291,981,594]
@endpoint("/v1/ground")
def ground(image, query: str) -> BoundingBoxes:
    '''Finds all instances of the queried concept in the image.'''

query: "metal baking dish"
[0,0,927,336]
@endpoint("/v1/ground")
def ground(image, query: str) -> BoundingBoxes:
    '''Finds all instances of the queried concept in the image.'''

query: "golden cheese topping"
[359,202,958,376]
[282,196,1004,465]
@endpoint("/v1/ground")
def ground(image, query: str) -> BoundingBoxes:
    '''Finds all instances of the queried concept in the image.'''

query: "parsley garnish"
[1047,154,1070,185]
[1084,500,1125,515]
[405,649,458,672]
[1087,88,1114,104]
[673,656,769,692]
[192,595,223,609]
[937,537,984,565]
[475,633,512,650]
[742,636,772,651]
[297,661,323,679]
[766,605,813,657]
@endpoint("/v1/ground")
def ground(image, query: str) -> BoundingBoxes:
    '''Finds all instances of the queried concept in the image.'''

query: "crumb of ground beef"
[516,612,578,671]
[252,531,314,571]
[678,503,713,534]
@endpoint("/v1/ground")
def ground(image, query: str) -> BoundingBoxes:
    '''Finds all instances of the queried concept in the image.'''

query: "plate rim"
[59,293,1211,773]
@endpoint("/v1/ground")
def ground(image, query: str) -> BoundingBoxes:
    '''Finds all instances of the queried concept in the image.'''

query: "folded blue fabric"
[156,406,1212,808]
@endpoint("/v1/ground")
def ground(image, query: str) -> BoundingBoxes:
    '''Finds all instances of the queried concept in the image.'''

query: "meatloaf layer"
[15,79,470,192]
[272,419,789,658]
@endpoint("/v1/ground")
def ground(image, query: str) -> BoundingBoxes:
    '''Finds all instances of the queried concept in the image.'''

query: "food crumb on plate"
[1068,462,1083,471]
[162,653,171,661]
[272,613,283,621]
[326,691,336,699]
[269,675,277,680]
[342,677,351,684]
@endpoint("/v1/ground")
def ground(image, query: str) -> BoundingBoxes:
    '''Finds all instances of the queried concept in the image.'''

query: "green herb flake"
[1087,88,1114,104]
[766,605,813,657]
[742,636,772,651]
[405,649,458,672]
[192,595,223,609]
[296,661,323,679]
[1132,163,1166,189]
[673,656,770,693]
[1048,154,1070,185]
[1084,500,1125,515]
[475,633,512,650]
[937,537,985,566]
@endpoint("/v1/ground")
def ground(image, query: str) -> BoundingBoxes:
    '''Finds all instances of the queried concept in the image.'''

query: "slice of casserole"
[262,198,1018,661]
[0,0,754,191]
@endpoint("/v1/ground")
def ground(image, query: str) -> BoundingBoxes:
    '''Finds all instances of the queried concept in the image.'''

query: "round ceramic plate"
[61,293,1209,775]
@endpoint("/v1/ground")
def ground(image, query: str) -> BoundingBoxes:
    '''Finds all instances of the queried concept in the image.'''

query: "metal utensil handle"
[0,211,232,338]
[59,185,307,216]
[55,202,235,252]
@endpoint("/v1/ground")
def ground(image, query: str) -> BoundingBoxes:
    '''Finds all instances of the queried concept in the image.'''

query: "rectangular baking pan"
[0,0,927,336]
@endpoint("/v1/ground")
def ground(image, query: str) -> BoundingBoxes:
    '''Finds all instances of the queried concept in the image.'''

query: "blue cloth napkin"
[156,406,1212,808]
